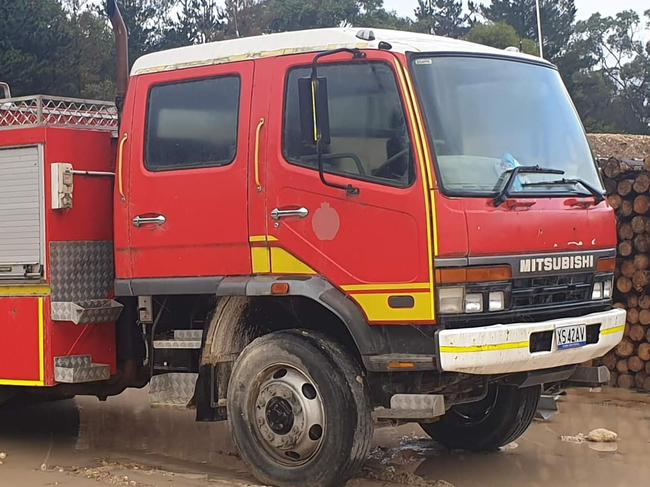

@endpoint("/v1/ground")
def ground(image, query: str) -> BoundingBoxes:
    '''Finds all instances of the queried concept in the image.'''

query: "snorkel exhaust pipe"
[106,0,129,113]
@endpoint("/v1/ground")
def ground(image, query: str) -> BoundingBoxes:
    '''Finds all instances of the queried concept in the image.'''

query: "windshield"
[411,55,603,196]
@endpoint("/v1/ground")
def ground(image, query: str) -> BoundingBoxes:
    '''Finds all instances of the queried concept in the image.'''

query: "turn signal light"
[436,265,512,284]
[271,282,290,294]
[387,361,416,370]
[597,257,616,273]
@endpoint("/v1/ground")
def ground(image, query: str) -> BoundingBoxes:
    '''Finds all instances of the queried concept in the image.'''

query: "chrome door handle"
[271,207,309,220]
[132,215,166,227]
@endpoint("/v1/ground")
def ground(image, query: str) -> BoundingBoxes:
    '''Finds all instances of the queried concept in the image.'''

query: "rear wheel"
[420,384,541,451]
[227,330,372,487]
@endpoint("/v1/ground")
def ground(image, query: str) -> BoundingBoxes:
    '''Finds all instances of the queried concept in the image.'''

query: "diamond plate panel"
[55,362,110,383]
[54,355,91,367]
[149,373,198,407]
[51,299,123,324]
[50,241,114,302]
[174,330,204,340]
[153,339,202,349]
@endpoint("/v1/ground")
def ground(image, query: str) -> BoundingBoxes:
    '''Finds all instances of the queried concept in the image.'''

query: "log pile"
[598,155,650,390]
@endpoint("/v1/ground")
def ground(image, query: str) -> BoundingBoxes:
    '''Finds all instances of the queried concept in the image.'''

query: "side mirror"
[298,77,330,146]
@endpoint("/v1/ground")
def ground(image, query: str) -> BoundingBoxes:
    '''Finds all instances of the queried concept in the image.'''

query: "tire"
[227,330,372,487]
[420,384,541,451]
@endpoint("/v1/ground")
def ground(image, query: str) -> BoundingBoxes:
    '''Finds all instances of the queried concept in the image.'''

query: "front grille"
[511,273,593,309]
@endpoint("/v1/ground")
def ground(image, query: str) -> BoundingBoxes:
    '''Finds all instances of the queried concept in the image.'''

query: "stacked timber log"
[598,155,650,390]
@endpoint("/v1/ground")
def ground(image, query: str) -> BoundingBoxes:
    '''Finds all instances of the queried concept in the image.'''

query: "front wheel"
[420,384,541,451]
[227,330,372,487]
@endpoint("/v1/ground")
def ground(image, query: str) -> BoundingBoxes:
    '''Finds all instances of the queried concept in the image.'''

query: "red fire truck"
[0,2,626,486]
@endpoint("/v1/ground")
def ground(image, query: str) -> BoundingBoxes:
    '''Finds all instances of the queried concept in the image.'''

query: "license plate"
[555,324,587,350]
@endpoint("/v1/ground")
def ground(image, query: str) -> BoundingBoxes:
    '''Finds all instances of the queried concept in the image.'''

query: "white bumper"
[438,308,626,374]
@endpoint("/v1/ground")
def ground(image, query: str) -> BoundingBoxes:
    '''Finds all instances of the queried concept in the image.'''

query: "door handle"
[271,207,309,220]
[132,214,166,227]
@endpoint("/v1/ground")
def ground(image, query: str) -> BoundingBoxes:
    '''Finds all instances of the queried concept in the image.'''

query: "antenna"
[535,0,544,58]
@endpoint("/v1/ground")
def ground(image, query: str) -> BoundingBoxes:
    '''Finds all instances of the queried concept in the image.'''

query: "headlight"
[465,293,483,313]
[592,276,613,300]
[592,281,603,300]
[603,279,612,299]
[489,291,505,311]
[439,287,464,314]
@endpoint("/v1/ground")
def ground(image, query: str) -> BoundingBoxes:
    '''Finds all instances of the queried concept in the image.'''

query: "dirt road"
[0,388,648,487]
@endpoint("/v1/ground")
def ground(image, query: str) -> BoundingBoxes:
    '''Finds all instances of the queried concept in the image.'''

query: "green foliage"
[0,0,77,96]
[479,0,576,62]
[0,0,648,135]
[413,0,471,37]
[570,10,650,134]
[466,22,537,55]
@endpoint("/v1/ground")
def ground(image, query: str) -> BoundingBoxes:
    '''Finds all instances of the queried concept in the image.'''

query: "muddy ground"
[0,387,649,487]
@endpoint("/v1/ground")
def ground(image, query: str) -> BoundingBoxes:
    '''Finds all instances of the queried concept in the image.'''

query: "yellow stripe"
[341,283,430,292]
[0,286,51,297]
[0,296,46,386]
[0,379,45,386]
[270,248,317,275]
[38,297,45,383]
[350,292,433,322]
[401,66,439,256]
[601,325,625,336]
[249,235,279,243]
[251,247,271,273]
[393,59,436,321]
[440,341,530,353]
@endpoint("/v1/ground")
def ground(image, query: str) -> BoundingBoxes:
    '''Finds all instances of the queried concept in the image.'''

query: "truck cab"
[0,19,625,487]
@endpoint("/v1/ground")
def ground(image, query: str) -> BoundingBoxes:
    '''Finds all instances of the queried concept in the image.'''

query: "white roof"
[131,27,550,76]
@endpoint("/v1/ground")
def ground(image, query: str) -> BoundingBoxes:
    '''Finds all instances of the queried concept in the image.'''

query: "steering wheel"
[372,148,410,178]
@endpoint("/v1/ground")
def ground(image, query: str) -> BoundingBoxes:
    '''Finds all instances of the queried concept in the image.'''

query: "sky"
[383,0,649,20]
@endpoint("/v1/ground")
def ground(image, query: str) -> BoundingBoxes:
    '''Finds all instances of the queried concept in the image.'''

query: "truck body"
[0,20,625,487]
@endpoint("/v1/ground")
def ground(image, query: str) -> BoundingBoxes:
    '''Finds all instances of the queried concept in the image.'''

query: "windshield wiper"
[521,178,605,203]
[493,165,565,207]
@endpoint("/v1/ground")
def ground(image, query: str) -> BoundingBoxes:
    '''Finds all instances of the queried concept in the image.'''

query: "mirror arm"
[311,48,365,196]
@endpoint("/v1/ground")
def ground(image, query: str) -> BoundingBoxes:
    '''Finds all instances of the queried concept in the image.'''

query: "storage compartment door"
[0,146,43,280]
[0,297,43,385]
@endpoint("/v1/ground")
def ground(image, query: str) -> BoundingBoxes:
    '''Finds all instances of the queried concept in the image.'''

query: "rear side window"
[145,76,240,171]
[284,62,414,187]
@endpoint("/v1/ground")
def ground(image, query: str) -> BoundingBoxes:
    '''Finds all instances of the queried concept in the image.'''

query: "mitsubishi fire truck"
[0,2,626,486]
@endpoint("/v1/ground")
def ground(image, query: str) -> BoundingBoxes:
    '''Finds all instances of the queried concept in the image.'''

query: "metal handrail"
[0,94,118,131]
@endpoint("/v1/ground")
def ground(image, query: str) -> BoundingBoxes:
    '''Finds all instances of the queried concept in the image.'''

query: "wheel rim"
[250,363,326,466]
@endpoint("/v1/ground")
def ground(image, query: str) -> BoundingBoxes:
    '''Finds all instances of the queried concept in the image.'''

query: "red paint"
[0,298,41,382]
[120,62,254,279]
[255,51,430,285]
[435,194,616,257]
[0,46,619,386]
[0,126,117,385]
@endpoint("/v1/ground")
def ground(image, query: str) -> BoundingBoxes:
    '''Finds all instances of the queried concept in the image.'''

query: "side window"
[145,76,240,171]
[284,62,414,187]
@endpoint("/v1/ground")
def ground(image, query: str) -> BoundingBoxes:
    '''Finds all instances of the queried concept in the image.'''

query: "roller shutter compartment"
[0,146,43,280]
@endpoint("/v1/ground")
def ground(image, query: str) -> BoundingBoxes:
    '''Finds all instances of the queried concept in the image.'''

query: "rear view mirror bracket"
[299,48,366,196]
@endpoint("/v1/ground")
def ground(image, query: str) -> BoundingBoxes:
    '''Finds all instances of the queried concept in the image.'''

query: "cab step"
[152,329,203,349]
[149,372,198,407]
[54,355,110,383]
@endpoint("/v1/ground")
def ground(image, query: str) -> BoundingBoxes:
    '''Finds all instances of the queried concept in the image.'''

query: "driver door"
[252,51,434,323]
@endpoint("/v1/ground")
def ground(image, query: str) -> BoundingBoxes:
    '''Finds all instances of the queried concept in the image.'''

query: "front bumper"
[437,308,626,374]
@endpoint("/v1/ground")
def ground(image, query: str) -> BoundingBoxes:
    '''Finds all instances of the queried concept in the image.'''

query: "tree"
[0,0,77,96]
[414,0,472,38]
[466,22,537,55]
[572,10,650,134]
[62,0,115,99]
[480,0,576,61]
[264,0,359,33]
[108,0,175,65]
[163,0,227,47]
